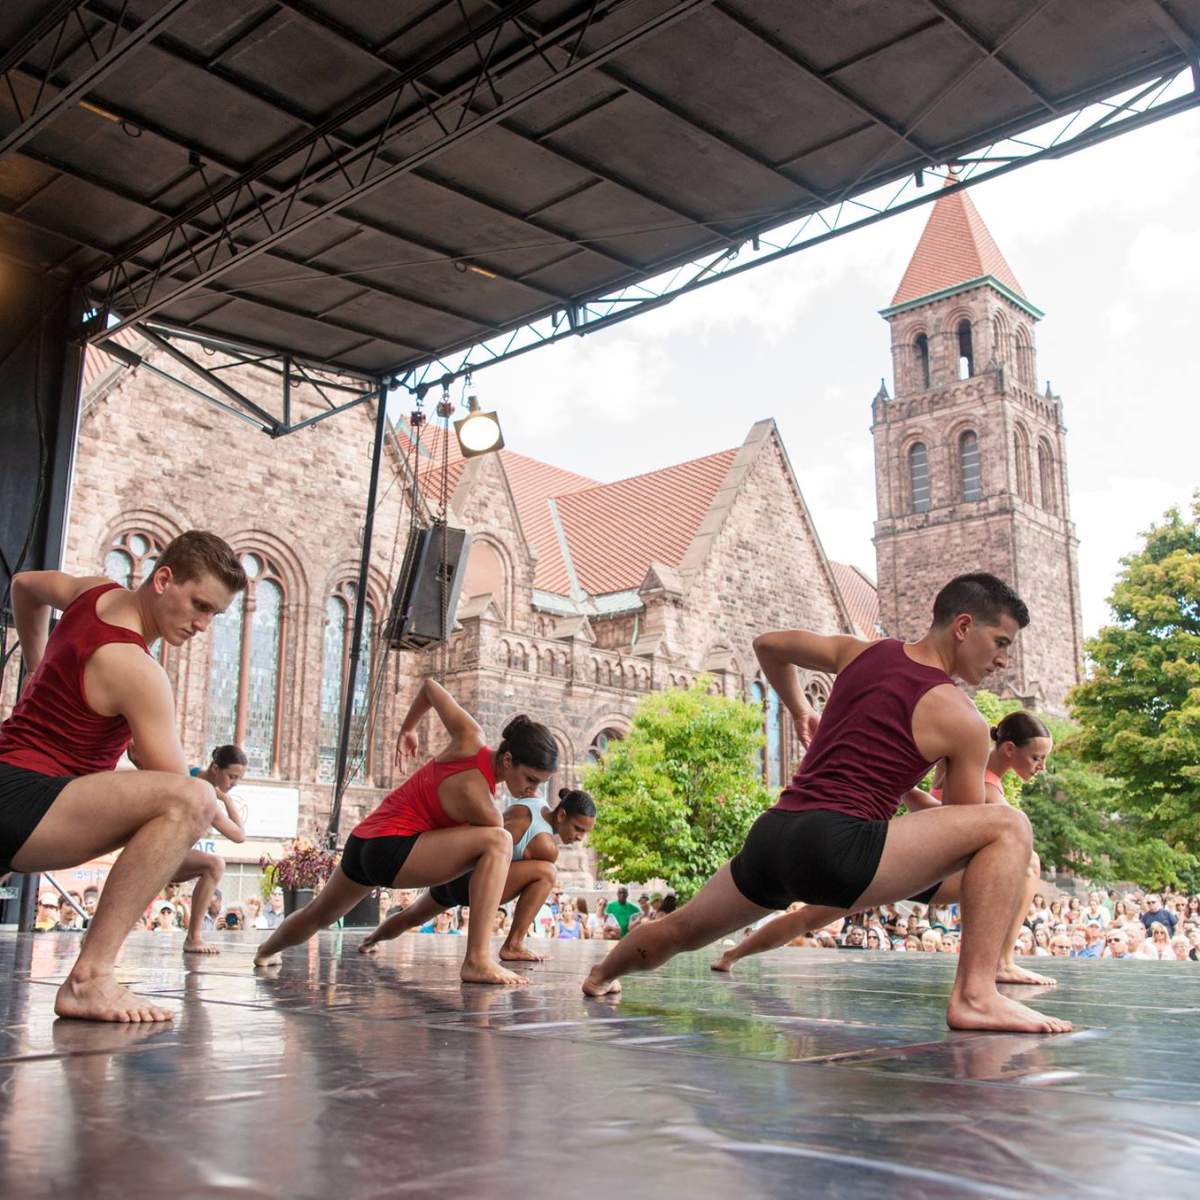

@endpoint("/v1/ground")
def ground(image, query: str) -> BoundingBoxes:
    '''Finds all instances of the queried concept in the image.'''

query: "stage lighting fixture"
[454,394,504,457]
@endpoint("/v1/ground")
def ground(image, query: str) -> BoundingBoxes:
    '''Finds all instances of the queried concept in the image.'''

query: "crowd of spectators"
[36,875,1199,963]
[759,886,1200,961]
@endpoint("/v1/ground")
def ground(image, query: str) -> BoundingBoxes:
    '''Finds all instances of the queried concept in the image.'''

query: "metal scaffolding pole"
[326,378,389,848]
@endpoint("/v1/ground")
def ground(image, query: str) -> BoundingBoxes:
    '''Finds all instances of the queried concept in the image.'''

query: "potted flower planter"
[283,887,315,915]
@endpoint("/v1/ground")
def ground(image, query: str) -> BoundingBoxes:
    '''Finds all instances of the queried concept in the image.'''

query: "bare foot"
[460,959,529,987]
[582,968,622,998]
[710,952,737,973]
[253,949,283,967]
[183,940,220,956]
[947,987,1071,1034]
[358,938,381,956]
[499,941,545,962]
[55,972,174,1023]
[996,962,1057,987]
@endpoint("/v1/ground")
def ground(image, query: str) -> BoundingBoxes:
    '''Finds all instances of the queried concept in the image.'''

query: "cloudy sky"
[447,106,1200,638]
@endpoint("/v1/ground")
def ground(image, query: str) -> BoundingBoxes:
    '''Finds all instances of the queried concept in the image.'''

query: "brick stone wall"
[4,352,855,884]
[872,283,1083,710]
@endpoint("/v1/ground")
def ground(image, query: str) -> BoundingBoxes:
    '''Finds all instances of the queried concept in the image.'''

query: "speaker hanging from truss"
[385,520,472,650]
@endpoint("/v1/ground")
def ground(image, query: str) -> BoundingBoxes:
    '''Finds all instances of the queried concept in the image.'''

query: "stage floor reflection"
[2,931,1197,1199]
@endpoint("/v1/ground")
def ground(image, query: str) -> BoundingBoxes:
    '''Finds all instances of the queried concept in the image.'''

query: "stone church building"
[1,177,1081,898]
[5,336,869,898]
[872,177,1083,711]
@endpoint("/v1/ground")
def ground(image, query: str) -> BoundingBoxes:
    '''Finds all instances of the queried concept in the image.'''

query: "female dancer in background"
[255,680,557,986]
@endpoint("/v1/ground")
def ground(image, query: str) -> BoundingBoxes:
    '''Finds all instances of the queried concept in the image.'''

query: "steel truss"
[87,0,712,339]
[399,63,1200,393]
[95,322,378,438]
[0,0,198,160]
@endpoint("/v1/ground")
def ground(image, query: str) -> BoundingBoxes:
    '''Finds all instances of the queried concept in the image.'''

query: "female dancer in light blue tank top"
[360,788,596,962]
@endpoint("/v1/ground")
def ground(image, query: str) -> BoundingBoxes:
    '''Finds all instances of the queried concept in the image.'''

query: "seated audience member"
[1169,935,1191,962]
[1140,894,1178,937]
[1049,933,1072,958]
[1140,922,1175,960]
[1103,930,1130,959]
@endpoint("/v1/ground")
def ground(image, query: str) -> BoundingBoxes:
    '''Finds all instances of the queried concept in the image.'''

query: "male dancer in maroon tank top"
[583,574,1070,1035]
[0,532,245,1022]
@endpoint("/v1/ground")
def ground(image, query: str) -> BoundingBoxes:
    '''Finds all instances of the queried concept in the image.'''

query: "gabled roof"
[887,177,1035,316]
[550,450,739,596]
[830,562,881,641]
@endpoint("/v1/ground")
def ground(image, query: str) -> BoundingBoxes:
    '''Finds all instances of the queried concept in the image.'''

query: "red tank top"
[773,639,952,823]
[0,582,148,777]
[352,746,496,839]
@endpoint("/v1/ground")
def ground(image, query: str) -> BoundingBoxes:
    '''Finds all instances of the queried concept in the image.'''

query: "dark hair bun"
[497,715,558,772]
[559,787,570,801]
[989,726,1000,742]
[502,714,532,739]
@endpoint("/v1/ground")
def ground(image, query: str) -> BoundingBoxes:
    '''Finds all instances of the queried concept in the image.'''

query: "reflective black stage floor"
[2,933,1198,1200]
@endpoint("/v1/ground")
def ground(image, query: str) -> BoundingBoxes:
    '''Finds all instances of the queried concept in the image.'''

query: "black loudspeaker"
[386,522,473,649]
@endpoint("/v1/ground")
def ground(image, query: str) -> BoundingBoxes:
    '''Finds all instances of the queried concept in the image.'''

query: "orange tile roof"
[830,562,880,640]
[396,421,596,585]
[891,176,1025,307]
[552,450,738,596]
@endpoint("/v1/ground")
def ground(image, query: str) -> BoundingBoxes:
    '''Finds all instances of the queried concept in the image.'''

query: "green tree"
[582,679,773,901]
[1070,496,1200,850]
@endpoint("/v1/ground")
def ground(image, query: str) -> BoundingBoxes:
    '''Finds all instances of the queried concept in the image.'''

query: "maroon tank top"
[773,639,952,823]
[0,582,148,777]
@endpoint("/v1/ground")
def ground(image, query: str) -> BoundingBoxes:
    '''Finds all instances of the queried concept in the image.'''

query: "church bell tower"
[871,177,1083,710]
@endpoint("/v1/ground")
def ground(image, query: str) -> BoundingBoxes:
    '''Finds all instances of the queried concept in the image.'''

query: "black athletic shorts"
[429,871,472,909]
[730,808,892,911]
[340,832,420,888]
[0,761,73,875]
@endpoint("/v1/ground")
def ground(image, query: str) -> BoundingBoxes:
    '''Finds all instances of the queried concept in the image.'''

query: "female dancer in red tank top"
[709,710,1053,983]
[254,680,557,986]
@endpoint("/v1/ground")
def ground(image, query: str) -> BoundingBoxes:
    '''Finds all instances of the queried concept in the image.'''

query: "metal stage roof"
[2,0,1199,388]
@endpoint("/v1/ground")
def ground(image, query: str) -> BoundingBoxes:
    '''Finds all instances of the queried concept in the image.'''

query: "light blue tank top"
[510,797,554,859]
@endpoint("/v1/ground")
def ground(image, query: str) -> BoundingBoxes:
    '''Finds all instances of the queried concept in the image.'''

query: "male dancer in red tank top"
[583,574,1070,1035]
[0,532,245,1022]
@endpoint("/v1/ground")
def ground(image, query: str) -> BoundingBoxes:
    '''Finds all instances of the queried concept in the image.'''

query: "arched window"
[957,320,974,379]
[750,681,785,787]
[1038,439,1058,514]
[586,728,622,764]
[1015,327,1035,388]
[104,530,161,587]
[991,314,1008,366]
[103,531,167,662]
[914,334,931,389]
[908,442,931,513]
[318,582,377,785]
[206,552,286,778]
[959,430,983,501]
[1013,426,1032,503]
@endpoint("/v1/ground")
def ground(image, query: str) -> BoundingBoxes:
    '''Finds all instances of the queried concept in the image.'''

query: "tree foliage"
[582,679,773,901]
[1069,496,1200,854]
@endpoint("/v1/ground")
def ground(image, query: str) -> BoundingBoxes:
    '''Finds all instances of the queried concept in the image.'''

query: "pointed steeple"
[885,175,1038,318]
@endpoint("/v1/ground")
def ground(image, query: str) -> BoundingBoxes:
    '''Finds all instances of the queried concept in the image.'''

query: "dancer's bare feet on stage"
[582,967,622,998]
[460,956,528,986]
[183,939,220,956]
[253,948,283,968]
[709,949,737,973]
[499,939,544,963]
[55,971,173,1023]
[357,934,382,955]
[946,985,1071,1034]
[996,962,1057,987]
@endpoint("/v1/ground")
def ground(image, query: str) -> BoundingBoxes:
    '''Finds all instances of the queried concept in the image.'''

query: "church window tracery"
[318,582,377,784]
[959,430,983,501]
[957,320,974,379]
[206,552,286,777]
[908,442,931,513]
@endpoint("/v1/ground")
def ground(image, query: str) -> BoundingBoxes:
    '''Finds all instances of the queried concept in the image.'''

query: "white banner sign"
[221,783,300,841]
